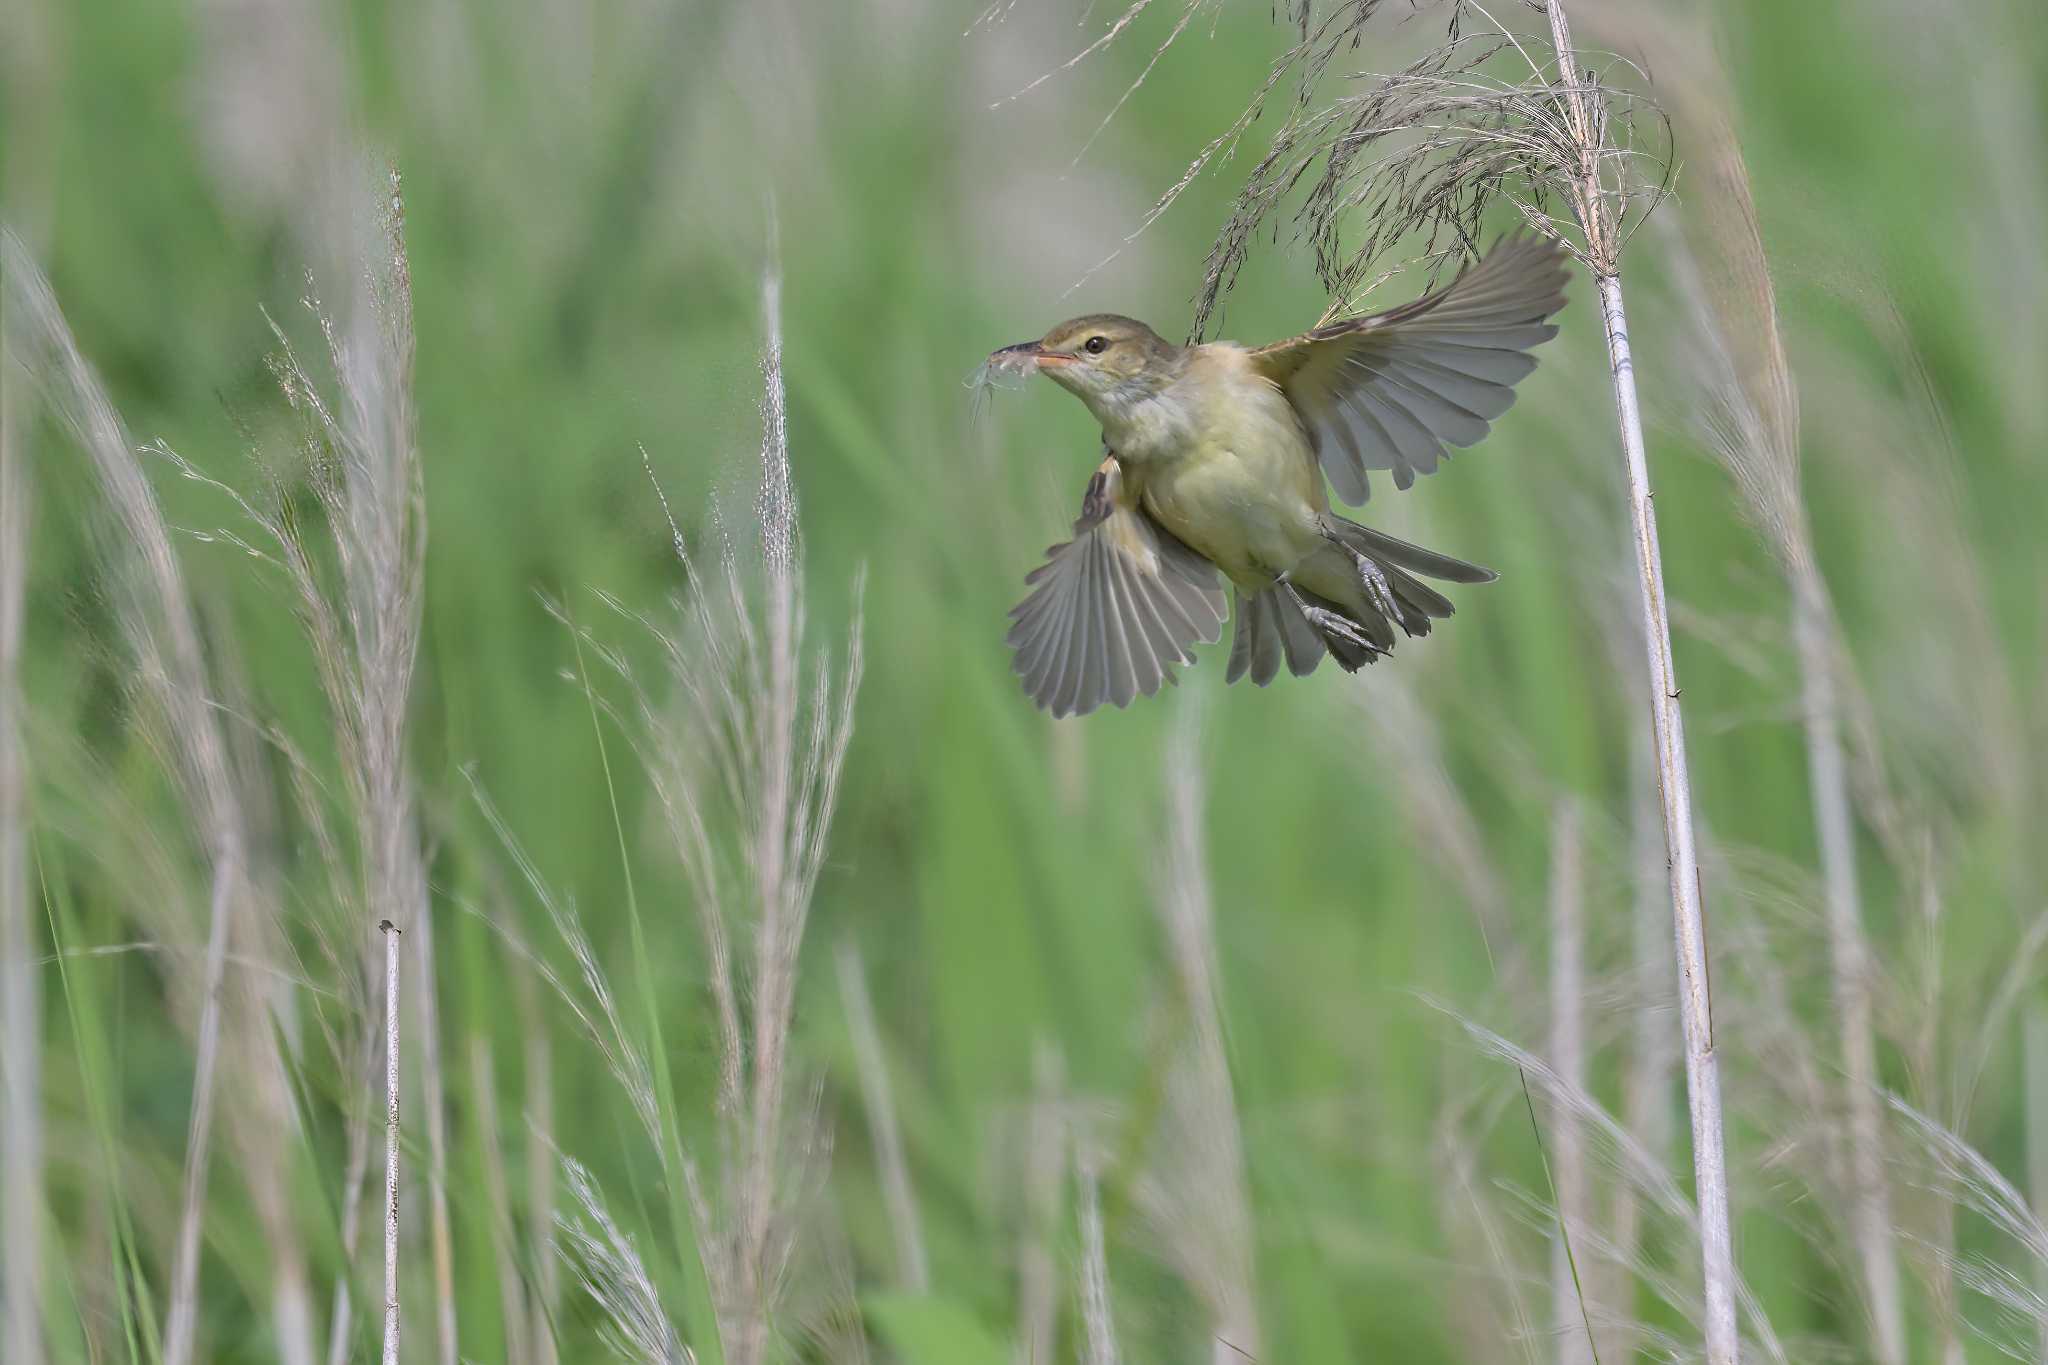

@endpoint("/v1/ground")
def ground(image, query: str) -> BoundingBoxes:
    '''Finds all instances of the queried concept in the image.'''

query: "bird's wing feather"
[1249,232,1570,504]
[1008,454,1228,718]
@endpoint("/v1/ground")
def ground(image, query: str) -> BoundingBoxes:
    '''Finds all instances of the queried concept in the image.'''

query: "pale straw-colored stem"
[382,919,403,1365]
[836,940,929,1292]
[1793,572,1901,1364]
[1542,7,1737,1351]
[1593,263,1737,1365]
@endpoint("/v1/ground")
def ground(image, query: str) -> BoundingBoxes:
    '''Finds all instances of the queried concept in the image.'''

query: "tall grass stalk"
[541,253,862,1363]
[139,171,431,1360]
[1191,8,1736,1337]
[1535,7,1734,1355]
[1,227,253,1365]
[1661,86,1904,1355]
[0,228,40,1365]
[381,919,402,1365]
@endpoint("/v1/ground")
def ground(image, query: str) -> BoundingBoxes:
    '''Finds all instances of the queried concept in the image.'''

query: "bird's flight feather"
[1006,455,1228,718]
[1249,233,1571,504]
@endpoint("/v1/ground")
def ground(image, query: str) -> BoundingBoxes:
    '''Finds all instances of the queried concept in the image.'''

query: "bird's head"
[992,314,1183,423]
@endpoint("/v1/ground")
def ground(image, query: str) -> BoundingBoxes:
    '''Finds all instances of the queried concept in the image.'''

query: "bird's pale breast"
[1128,349,1329,591]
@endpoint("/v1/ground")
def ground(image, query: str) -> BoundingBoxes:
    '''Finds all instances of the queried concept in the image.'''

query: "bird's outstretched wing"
[1008,455,1228,718]
[1249,233,1570,505]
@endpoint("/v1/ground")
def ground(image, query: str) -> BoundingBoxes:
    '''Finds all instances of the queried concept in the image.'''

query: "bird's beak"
[994,340,1074,368]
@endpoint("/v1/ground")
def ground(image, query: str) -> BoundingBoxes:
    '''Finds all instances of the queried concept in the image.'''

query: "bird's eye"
[1084,335,1108,355]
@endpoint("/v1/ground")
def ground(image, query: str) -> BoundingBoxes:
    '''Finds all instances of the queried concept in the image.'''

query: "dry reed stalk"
[1545,799,1592,1365]
[835,940,929,1292]
[1532,7,1734,1355]
[382,919,402,1365]
[1,227,254,1365]
[0,219,40,1365]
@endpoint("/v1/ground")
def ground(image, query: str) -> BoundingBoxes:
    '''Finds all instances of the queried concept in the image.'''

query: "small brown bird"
[992,233,1569,717]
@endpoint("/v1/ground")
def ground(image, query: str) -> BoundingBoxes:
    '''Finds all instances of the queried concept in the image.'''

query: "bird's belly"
[1141,440,1323,592]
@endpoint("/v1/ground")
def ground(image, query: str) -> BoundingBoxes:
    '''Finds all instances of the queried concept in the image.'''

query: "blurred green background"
[7,0,2047,1360]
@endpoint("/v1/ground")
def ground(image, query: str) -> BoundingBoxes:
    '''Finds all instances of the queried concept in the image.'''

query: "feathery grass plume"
[835,940,929,1292]
[1889,1094,2048,1360]
[0,220,40,1365]
[0,226,257,1365]
[1135,711,1260,1365]
[149,169,436,1360]
[380,918,402,1365]
[609,259,862,1365]
[1655,72,1905,1355]
[1185,0,1672,336]
[555,1157,692,1365]
[1445,1011,1787,1365]
[517,256,861,1364]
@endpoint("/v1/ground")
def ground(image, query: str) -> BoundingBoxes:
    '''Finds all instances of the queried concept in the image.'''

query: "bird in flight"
[991,233,1569,717]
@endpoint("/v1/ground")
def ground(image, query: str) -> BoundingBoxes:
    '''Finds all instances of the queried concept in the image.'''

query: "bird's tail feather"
[1226,584,1385,685]
[1226,519,1496,686]
[1327,516,1497,584]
